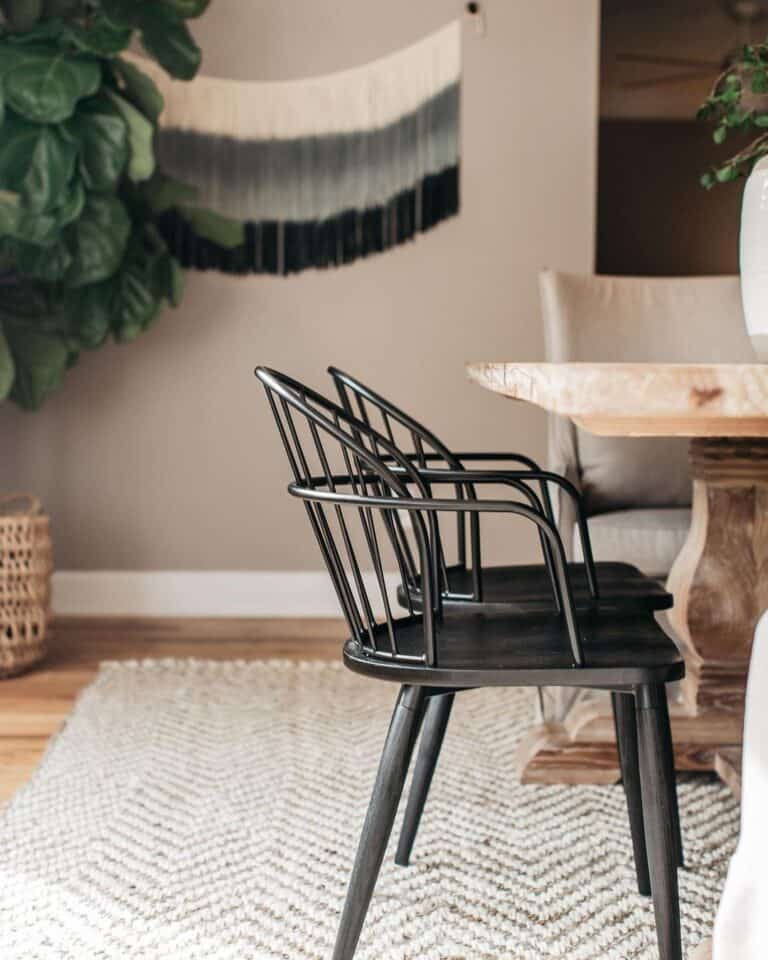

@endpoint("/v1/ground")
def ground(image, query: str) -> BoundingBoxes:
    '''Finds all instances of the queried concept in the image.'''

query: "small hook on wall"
[465,1,487,36]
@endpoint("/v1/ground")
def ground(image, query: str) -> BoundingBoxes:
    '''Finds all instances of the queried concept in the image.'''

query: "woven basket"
[0,494,52,679]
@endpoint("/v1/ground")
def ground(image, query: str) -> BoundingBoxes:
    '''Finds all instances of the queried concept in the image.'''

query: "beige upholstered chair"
[539,271,754,579]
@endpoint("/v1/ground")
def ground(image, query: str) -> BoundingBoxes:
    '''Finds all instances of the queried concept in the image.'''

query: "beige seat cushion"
[578,435,691,513]
[573,507,691,579]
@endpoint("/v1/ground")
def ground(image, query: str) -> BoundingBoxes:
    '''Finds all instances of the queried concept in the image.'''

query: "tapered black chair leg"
[656,689,684,867]
[395,692,455,866]
[332,685,426,960]
[636,684,682,960]
[611,691,651,896]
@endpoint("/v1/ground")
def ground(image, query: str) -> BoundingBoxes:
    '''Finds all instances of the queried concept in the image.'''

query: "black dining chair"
[328,366,673,617]
[256,366,685,960]
[328,365,682,878]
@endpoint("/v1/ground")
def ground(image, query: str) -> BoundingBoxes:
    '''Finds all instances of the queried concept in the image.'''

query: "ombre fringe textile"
[138,22,461,275]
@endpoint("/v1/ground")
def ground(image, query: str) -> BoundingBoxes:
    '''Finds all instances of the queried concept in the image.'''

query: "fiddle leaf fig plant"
[0,0,216,409]
[698,41,768,188]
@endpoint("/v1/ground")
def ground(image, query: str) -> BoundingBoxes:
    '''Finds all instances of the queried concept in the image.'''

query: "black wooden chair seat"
[398,560,672,614]
[344,609,683,686]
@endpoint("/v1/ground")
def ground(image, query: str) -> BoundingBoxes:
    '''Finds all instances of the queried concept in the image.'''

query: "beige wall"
[0,0,599,571]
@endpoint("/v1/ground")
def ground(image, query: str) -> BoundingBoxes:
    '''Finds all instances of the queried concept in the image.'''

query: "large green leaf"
[68,96,128,190]
[140,221,183,306]
[0,112,76,213]
[167,256,183,306]
[1,0,43,31]
[102,1,202,77]
[111,259,160,341]
[0,278,50,318]
[14,209,57,244]
[139,6,201,80]
[182,207,245,247]
[140,171,197,212]
[13,178,83,245]
[65,16,132,56]
[162,0,210,17]
[0,40,27,77]
[0,324,15,401]
[13,235,72,280]
[99,0,134,28]
[4,48,101,123]
[5,323,69,410]
[112,56,163,121]
[0,190,20,237]
[106,90,154,181]
[151,249,184,306]
[66,193,130,286]
[50,176,84,228]
[2,17,65,43]
[64,281,112,348]
[43,0,82,16]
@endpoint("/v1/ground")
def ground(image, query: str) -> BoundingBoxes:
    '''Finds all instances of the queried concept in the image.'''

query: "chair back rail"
[330,365,484,582]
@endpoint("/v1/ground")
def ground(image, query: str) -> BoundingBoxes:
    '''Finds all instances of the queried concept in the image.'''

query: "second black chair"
[328,365,683,879]
[328,366,672,617]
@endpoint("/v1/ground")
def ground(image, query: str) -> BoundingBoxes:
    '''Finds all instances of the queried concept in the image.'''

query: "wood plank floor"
[0,616,344,804]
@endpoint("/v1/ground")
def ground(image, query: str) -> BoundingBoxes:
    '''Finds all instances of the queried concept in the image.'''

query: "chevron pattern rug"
[0,660,737,960]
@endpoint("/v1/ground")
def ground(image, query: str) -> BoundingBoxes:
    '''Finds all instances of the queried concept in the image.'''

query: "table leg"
[666,438,768,715]
[517,438,768,790]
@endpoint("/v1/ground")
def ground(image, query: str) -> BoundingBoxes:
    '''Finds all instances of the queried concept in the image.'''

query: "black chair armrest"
[399,466,598,602]
[289,482,585,667]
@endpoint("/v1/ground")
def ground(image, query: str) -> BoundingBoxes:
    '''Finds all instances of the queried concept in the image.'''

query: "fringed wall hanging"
[132,21,461,276]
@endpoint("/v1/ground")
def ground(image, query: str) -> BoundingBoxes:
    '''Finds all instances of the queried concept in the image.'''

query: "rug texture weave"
[0,660,738,960]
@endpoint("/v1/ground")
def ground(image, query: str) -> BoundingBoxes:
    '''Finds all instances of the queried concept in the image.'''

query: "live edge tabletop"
[466,361,768,793]
[466,362,768,437]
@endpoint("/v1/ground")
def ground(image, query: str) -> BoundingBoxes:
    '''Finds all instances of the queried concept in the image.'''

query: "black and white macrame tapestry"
[139,21,461,276]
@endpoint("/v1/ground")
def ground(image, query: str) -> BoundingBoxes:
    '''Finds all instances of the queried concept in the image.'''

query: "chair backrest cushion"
[539,271,754,514]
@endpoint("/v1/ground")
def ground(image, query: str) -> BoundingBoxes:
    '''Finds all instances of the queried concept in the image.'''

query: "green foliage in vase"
[698,41,768,191]
[0,0,226,409]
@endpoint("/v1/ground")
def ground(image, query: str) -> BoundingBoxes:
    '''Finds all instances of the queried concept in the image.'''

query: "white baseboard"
[52,571,400,618]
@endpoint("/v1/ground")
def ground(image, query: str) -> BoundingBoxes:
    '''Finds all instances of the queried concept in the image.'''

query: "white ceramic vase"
[740,155,768,361]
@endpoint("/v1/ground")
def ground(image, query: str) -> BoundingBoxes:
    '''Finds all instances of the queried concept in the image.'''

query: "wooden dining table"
[467,361,768,793]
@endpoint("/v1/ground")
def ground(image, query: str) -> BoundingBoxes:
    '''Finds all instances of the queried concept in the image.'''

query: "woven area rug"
[0,660,738,960]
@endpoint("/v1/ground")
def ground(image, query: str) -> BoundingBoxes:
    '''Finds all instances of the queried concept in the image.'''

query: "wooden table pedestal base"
[518,438,768,791]
[516,694,743,786]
